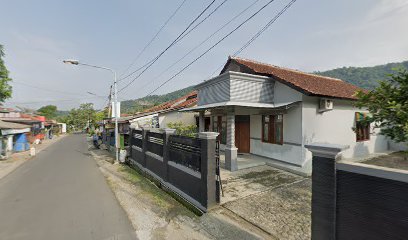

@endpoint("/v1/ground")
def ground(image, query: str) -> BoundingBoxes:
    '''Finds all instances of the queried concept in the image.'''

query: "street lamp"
[63,59,119,163]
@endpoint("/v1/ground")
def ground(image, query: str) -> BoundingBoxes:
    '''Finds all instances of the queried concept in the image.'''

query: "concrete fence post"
[141,128,150,168]
[160,128,176,182]
[198,132,219,210]
[127,128,133,163]
[305,143,349,240]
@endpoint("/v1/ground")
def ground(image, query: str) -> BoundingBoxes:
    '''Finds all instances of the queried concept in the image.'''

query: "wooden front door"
[235,115,250,153]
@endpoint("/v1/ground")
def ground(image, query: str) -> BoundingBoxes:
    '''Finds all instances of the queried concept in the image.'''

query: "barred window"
[262,114,283,145]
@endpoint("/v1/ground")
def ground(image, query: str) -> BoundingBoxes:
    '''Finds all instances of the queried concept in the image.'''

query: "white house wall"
[129,114,158,129]
[302,95,389,160]
[159,111,197,128]
[249,105,305,166]
[273,81,302,104]
[389,141,408,151]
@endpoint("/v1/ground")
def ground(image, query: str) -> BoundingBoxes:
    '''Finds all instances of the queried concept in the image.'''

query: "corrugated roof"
[0,120,31,129]
[222,57,363,100]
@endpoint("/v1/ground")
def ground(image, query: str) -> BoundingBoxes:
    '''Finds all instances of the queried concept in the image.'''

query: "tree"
[355,69,408,144]
[37,105,58,119]
[95,108,108,123]
[0,44,12,102]
[167,122,197,137]
[61,103,103,132]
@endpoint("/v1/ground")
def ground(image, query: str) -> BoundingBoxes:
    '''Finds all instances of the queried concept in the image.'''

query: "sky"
[1,0,407,110]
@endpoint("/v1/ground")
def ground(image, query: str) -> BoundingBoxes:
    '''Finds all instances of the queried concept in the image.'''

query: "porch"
[185,102,304,173]
[219,152,311,176]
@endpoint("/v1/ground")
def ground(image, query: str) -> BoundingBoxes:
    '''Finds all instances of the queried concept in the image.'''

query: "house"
[0,108,44,144]
[183,57,391,175]
[129,91,199,129]
[0,120,31,157]
[3,115,44,143]
[57,123,67,134]
[44,119,58,139]
[98,92,199,153]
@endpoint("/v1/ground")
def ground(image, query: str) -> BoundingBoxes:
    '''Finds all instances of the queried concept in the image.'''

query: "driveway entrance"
[220,165,311,240]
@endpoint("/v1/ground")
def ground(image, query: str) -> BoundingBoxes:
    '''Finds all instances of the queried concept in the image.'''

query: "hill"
[315,60,408,89]
[121,86,195,113]
[121,60,408,113]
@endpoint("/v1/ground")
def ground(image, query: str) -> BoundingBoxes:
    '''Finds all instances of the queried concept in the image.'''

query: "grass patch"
[240,169,281,180]
[363,151,408,171]
[118,163,200,217]
[118,165,142,183]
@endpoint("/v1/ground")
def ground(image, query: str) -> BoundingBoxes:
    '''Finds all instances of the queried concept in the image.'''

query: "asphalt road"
[0,134,137,240]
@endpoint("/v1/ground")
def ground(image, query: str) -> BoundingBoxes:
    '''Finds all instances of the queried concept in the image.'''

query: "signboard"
[111,102,121,118]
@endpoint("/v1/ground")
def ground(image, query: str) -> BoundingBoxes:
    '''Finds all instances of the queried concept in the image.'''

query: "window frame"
[355,112,370,142]
[262,114,283,145]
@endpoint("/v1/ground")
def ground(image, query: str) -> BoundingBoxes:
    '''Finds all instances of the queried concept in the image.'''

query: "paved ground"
[0,135,66,180]
[362,151,408,171]
[90,147,271,240]
[221,165,312,240]
[0,134,137,240]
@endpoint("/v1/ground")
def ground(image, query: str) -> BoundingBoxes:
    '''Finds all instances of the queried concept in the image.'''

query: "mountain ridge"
[121,60,408,113]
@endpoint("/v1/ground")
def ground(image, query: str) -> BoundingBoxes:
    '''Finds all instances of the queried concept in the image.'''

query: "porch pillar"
[198,111,205,132]
[7,135,13,152]
[225,110,238,171]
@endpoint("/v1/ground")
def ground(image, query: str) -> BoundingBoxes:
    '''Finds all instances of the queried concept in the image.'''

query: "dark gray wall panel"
[336,170,408,240]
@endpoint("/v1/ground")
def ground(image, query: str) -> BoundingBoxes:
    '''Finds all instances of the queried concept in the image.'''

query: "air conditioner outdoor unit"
[319,99,333,112]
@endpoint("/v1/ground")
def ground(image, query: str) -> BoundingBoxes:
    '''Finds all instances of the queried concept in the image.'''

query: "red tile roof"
[222,57,363,100]
[143,91,197,113]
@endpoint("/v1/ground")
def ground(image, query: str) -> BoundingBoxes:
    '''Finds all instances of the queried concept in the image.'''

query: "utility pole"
[63,59,119,163]
[113,71,119,163]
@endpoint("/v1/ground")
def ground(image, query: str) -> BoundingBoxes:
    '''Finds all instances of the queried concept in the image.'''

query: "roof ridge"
[231,56,344,82]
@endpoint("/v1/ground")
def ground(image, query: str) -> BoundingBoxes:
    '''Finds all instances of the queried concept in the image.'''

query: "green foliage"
[355,70,408,143]
[167,122,197,137]
[95,110,107,123]
[121,86,194,113]
[37,105,58,119]
[60,103,104,131]
[315,61,408,89]
[0,44,12,102]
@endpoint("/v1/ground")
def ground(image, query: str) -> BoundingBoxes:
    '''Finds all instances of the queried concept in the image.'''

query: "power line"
[174,0,229,46]
[12,81,86,97]
[144,0,284,97]
[118,0,216,84]
[6,96,102,105]
[129,0,262,97]
[118,0,188,79]
[117,0,217,90]
[235,0,297,55]
[208,0,297,77]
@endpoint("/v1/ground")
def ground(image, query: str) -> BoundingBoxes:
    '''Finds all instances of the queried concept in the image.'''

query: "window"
[262,114,283,144]
[355,112,370,141]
